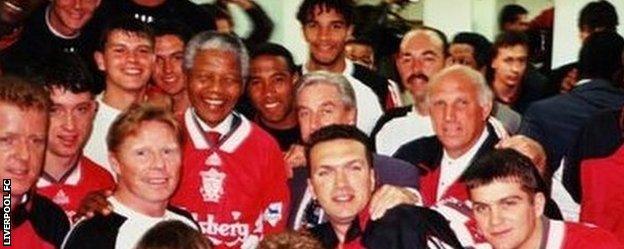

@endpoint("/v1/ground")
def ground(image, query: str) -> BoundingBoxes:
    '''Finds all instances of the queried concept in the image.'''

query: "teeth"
[264,102,278,109]
[205,99,224,106]
[8,168,27,176]
[124,68,141,75]
[147,178,167,184]
[333,195,353,202]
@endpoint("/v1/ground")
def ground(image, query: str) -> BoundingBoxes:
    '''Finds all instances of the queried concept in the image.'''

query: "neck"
[519,218,543,249]
[493,80,519,104]
[414,101,429,116]
[332,222,351,243]
[44,152,80,181]
[172,91,190,116]
[103,85,144,111]
[260,110,298,130]
[114,188,167,217]
[307,55,346,73]
[47,7,78,37]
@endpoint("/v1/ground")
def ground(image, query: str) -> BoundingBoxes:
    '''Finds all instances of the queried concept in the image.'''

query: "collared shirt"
[438,128,490,201]
[83,94,122,177]
[575,79,592,87]
[191,108,233,135]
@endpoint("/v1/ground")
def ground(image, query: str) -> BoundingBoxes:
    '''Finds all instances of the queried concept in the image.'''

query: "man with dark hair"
[83,17,155,176]
[345,37,375,70]
[296,0,388,134]
[248,43,300,152]
[0,75,70,248]
[210,0,274,49]
[489,31,550,114]
[149,20,192,116]
[553,0,619,93]
[578,0,619,41]
[448,32,491,73]
[0,0,101,75]
[520,31,624,176]
[36,54,115,222]
[499,4,529,32]
[464,149,621,249]
[305,124,462,248]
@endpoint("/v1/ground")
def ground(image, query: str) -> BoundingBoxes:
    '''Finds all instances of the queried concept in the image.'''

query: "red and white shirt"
[171,110,289,249]
[36,156,115,221]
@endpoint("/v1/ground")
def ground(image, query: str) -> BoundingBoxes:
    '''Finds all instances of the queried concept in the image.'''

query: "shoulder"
[393,136,441,165]
[564,222,622,246]
[372,106,413,136]
[30,194,71,247]
[63,213,125,248]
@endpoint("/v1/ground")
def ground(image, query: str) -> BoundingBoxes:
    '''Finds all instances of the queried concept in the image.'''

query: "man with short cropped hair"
[464,149,622,248]
[0,75,70,248]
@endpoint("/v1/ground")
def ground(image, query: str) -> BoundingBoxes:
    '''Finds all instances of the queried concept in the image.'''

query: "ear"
[369,169,376,191]
[307,178,317,199]
[533,192,546,218]
[481,101,493,120]
[94,51,106,72]
[347,24,354,37]
[346,107,357,125]
[108,152,122,177]
[291,72,300,86]
[95,0,102,7]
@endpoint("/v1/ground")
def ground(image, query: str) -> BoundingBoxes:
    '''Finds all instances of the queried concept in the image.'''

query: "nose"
[151,151,167,170]
[16,139,29,161]
[62,113,77,131]
[163,58,174,74]
[443,105,456,122]
[334,169,349,188]
[73,0,82,9]
[318,27,330,41]
[489,206,504,227]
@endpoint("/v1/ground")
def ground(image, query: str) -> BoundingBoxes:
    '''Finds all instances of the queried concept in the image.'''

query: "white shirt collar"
[36,160,83,188]
[575,79,592,87]
[45,6,80,39]
[438,128,489,200]
[191,108,233,135]
[302,58,353,76]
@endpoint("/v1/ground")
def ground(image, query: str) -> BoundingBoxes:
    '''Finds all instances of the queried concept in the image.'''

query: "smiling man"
[63,103,197,249]
[83,17,155,175]
[0,0,102,74]
[296,0,386,134]
[170,31,289,248]
[464,149,621,249]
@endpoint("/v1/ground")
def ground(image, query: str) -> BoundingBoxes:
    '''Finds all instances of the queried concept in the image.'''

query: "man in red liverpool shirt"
[36,55,115,221]
[465,149,622,249]
[0,75,69,249]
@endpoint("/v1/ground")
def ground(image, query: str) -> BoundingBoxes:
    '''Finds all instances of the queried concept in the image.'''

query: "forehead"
[0,102,47,131]
[155,34,184,47]
[430,73,478,98]
[309,139,368,168]
[106,30,152,46]
[449,43,475,55]
[470,179,528,202]
[495,44,528,57]
[120,121,176,145]
[297,83,342,105]
[251,55,289,71]
[401,31,444,53]
[192,49,240,71]
[49,87,93,104]
[306,4,346,23]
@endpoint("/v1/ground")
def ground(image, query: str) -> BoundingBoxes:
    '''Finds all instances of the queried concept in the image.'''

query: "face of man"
[48,87,96,158]
[249,55,297,128]
[428,72,491,158]
[448,43,478,70]
[396,32,446,103]
[50,0,100,35]
[296,83,355,143]
[471,180,545,249]
[309,138,375,227]
[187,49,242,127]
[153,34,186,96]
[491,45,528,88]
[0,103,47,197]
[303,5,352,67]
[95,30,154,93]
[504,14,529,33]
[110,120,181,206]
[345,42,374,70]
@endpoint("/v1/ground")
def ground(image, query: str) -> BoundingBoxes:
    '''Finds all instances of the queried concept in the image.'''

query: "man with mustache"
[372,28,446,156]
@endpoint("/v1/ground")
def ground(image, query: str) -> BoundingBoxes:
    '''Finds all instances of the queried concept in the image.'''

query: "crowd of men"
[1,0,624,248]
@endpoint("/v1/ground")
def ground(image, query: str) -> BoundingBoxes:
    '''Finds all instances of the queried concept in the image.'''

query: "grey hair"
[295,71,356,109]
[184,31,249,83]
[426,65,494,107]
